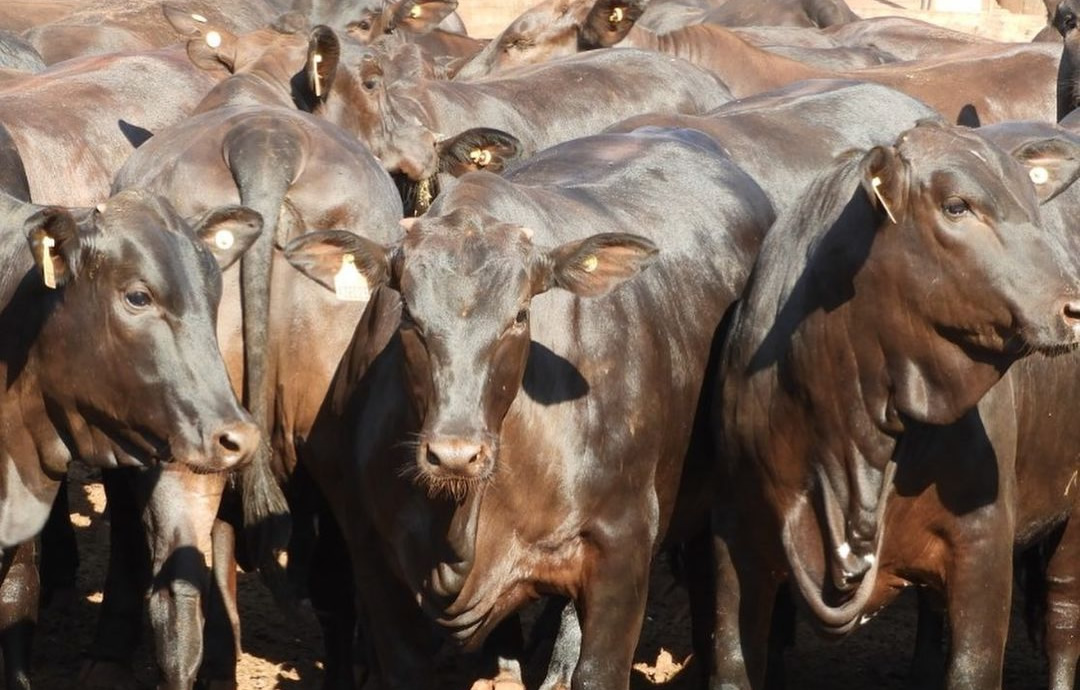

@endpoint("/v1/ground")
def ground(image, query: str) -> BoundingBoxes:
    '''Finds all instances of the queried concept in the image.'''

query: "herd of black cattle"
[0,0,1079,688]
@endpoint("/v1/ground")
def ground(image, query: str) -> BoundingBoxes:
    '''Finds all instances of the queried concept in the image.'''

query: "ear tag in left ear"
[469,148,493,167]
[41,236,57,289]
[312,53,323,97]
[609,6,625,23]
[409,4,423,18]
[334,254,370,302]
[1029,166,1049,185]
[582,254,598,273]
[214,229,235,251]
[205,30,222,48]
[870,176,897,224]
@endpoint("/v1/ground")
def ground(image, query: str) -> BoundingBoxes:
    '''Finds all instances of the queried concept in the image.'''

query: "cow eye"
[124,289,153,310]
[942,197,970,219]
[1064,14,1077,32]
[362,76,380,91]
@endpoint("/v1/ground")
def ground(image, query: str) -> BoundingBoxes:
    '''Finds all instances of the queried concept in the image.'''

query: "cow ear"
[436,128,523,177]
[580,0,647,49]
[391,0,459,35]
[191,205,264,270]
[25,207,82,289]
[299,25,340,108]
[163,6,241,72]
[859,145,905,225]
[284,230,396,298]
[538,233,658,297]
[1009,136,1080,203]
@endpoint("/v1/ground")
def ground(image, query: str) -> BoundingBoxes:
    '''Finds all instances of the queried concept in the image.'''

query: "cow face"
[284,211,657,498]
[454,0,646,79]
[1056,0,1080,117]
[861,121,1080,364]
[25,190,264,472]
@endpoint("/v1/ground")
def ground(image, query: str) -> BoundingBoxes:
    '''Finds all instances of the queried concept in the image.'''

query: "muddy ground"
[25,467,1052,690]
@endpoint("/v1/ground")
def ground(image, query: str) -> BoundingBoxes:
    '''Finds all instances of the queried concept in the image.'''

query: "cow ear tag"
[41,236,57,289]
[609,6,625,24]
[409,4,423,18]
[582,254,599,273]
[205,30,222,48]
[311,53,324,97]
[1029,166,1049,185]
[469,148,493,167]
[870,176,897,224]
[334,254,370,302]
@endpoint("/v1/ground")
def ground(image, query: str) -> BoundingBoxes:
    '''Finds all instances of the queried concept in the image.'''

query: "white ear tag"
[334,254,370,302]
[190,13,208,23]
[609,6,625,23]
[312,53,323,97]
[469,148,493,167]
[1029,166,1049,185]
[870,176,897,224]
[205,30,222,48]
[581,254,598,273]
[41,236,57,289]
[409,4,423,18]
[214,229,235,251]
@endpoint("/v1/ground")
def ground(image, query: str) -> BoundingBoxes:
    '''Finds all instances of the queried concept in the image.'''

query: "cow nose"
[1063,299,1080,329]
[425,439,489,477]
[213,421,261,468]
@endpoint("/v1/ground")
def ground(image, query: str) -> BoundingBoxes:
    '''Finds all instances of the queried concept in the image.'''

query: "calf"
[287,128,774,689]
[711,120,1080,689]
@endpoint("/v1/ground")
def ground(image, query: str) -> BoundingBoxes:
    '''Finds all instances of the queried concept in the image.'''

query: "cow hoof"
[79,660,139,690]
[470,673,525,690]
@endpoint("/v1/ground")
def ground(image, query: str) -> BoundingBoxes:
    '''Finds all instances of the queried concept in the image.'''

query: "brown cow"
[287,127,774,689]
[710,120,1080,689]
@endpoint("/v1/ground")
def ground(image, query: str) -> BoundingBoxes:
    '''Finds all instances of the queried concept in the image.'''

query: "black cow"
[710,120,1080,689]
[286,127,774,688]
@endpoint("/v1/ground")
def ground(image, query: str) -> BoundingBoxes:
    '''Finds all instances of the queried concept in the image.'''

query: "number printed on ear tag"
[334,254,370,302]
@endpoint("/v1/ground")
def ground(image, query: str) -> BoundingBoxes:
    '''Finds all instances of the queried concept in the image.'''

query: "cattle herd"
[1,0,1080,688]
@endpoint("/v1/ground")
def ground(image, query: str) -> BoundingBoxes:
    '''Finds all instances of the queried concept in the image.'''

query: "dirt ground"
[25,467,1053,690]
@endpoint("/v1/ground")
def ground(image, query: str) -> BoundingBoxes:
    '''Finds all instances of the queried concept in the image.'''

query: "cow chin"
[1014,299,1080,357]
[167,420,261,474]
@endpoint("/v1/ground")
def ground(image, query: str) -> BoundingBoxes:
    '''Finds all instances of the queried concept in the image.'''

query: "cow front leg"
[144,467,223,690]
[198,517,241,690]
[0,540,38,690]
[571,531,652,690]
[1044,515,1080,690]
[943,524,1012,690]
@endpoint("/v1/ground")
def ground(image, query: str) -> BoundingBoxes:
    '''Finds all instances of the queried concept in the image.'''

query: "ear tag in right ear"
[1029,166,1049,185]
[582,254,599,273]
[41,236,57,289]
[469,148,493,167]
[409,4,423,18]
[205,30,222,48]
[871,176,897,224]
[609,6,625,24]
[334,254,370,302]
[312,53,323,97]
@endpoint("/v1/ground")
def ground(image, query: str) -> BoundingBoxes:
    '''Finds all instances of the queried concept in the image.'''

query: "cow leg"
[82,468,150,690]
[942,523,1012,690]
[537,599,580,690]
[0,540,39,690]
[906,588,946,690]
[1044,516,1080,690]
[571,528,653,690]
[39,474,78,610]
[309,506,358,690]
[712,527,779,690]
[198,517,241,690]
[144,467,223,690]
[470,614,527,690]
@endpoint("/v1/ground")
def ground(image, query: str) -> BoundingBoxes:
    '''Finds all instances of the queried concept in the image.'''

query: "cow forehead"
[897,126,1031,203]
[402,218,532,318]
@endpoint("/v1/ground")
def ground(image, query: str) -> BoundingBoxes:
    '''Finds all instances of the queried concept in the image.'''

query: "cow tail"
[222,118,305,603]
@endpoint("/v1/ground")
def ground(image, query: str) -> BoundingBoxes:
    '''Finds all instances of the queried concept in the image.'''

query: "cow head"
[24,190,264,472]
[286,0,459,40]
[1055,0,1080,118]
[454,0,647,79]
[284,208,657,497]
[854,121,1080,422]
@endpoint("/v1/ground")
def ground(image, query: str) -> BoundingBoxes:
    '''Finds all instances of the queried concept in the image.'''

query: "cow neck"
[621,24,825,98]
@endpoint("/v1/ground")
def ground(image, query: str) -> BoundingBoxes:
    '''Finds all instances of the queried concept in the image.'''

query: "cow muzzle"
[172,420,261,473]
[414,435,495,499]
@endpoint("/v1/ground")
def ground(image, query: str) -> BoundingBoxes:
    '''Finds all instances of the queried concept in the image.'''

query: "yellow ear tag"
[609,6,625,23]
[190,13,208,23]
[205,30,222,48]
[870,176,897,224]
[468,148,493,167]
[409,4,423,18]
[582,254,599,273]
[312,53,323,97]
[334,254,370,302]
[1029,166,1049,185]
[41,236,57,289]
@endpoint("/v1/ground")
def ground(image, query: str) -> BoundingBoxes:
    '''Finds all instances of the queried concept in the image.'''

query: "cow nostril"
[425,443,441,467]
[1064,301,1080,324]
[424,439,488,474]
[214,421,260,464]
[218,432,241,453]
